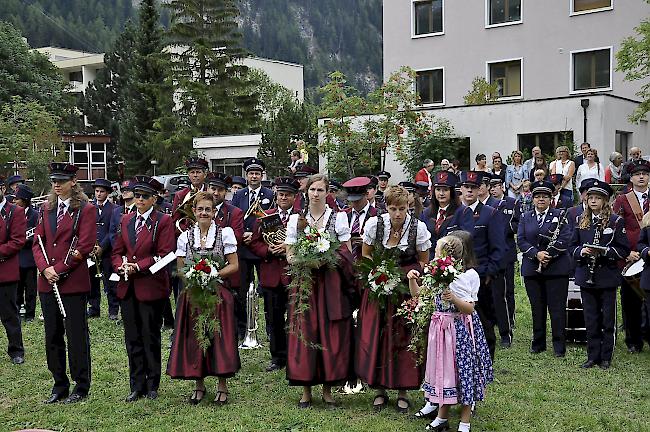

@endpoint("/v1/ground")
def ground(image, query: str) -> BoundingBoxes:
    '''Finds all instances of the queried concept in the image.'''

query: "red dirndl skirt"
[167,286,241,379]
[355,262,424,390]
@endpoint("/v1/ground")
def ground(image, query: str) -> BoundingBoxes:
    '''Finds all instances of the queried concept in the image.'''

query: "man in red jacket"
[0,185,27,365]
[250,177,300,372]
[111,176,176,402]
[32,162,96,404]
[415,159,435,194]
[613,159,650,353]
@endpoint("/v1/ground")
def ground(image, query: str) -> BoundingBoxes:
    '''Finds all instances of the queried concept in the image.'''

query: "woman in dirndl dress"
[284,174,356,408]
[356,185,431,413]
[167,192,240,405]
[409,234,493,432]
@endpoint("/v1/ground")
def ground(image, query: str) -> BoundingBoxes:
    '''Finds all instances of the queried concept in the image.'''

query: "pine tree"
[158,0,260,164]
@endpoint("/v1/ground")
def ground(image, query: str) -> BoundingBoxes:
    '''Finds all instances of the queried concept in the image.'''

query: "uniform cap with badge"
[49,162,79,180]
[206,172,232,189]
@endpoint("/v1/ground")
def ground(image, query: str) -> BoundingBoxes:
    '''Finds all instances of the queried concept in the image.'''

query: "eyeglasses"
[134,193,152,199]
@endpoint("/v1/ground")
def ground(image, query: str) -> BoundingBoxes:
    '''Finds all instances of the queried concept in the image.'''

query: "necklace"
[389,219,404,240]
[308,208,327,227]
[199,226,210,244]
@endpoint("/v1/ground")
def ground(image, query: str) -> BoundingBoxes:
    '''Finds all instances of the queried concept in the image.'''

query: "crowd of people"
[0,143,649,432]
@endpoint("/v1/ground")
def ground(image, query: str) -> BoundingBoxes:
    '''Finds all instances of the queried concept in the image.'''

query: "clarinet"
[536,209,567,273]
[585,216,603,285]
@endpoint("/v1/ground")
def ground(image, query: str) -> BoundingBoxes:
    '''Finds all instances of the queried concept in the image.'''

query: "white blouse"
[550,159,574,191]
[576,162,605,189]
[449,269,480,302]
[176,223,237,256]
[284,208,351,244]
[362,213,431,252]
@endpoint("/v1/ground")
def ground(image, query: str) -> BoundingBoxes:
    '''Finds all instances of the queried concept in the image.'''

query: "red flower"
[376,273,389,284]
[202,265,212,274]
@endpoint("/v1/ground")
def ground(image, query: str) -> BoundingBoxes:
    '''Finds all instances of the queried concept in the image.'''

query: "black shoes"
[63,393,86,404]
[500,340,512,349]
[530,347,545,354]
[373,394,389,412]
[297,399,311,408]
[11,356,24,365]
[125,391,143,402]
[108,314,119,321]
[146,391,158,400]
[396,397,411,414]
[86,310,100,318]
[44,392,69,404]
[627,346,641,354]
[554,351,566,358]
[426,420,450,431]
[581,360,598,369]
[599,361,611,370]
[189,388,206,405]
[265,362,285,372]
[414,402,438,419]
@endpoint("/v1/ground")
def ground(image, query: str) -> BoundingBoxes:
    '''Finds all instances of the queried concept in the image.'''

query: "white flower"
[315,237,331,253]
[448,266,457,274]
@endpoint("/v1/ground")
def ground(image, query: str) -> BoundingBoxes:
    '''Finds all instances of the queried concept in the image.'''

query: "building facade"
[382,0,649,172]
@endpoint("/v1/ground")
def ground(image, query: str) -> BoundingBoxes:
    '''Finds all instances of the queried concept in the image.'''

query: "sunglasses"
[134,193,152,199]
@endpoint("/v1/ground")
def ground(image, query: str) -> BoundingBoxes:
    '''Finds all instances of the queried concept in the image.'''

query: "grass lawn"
[1,277,650,432]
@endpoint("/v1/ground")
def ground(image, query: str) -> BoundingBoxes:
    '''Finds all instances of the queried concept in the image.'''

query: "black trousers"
[17,267,37,319]
[581,286,617,363]
[524,276,569,354]
[40,291,91,396]
[121,287,165,393]
[505,261,516,328]
[236,258,260,339]
[88,260,103,315]
[491,269,513,343]
[0,281,24,358]
[261,286,288,365]
[621,279,644,350]
[476,276,497,360]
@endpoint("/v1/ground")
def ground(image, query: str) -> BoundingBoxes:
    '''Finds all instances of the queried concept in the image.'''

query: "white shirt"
[550,159,574,191]
[634,188,649,209]
[135,206,154,222]
[350,202,371,228]
[176,223,237,256]
[449,269,480,302]
[576,162,604,189]
[0,197,6,214]
[284,208,351,244]
[467,201,479,212]
[362,213,431,252]
[57,197,71,214]
[437,205,449,219]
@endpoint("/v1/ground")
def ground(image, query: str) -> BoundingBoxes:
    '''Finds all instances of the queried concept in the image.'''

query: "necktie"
[280,210,288,224]
[57,202,66,227]
[643,193,649,214]
[351,210,363,234]
[249,190,257,206]
[435,208,446,233]
[136,216,145,238]
[537,212,545,228]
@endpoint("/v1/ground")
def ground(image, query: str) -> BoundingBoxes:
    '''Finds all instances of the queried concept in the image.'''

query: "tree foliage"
[616,0,650,123]
[463,76,499,105]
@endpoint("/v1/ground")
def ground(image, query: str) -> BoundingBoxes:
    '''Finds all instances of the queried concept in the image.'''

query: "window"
[487,0,521,26]
[413,0,443,36]
[68,71,83,82]
[615,130,631,159]
[487,59,522,98]
[211,158,246,177]
[572,48,611,92]
[572,0,612,14]
[415,69,444,105]
[66,141,108,181]
[518,131,574,156]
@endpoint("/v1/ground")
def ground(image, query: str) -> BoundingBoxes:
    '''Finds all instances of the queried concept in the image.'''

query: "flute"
[122,256,129,282]
[36,235,67,318]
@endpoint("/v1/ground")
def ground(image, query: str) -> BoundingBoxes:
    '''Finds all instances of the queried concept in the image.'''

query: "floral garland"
[397,254,463,359]
[287,224,340,348]
[357,247,407,310]
[182,256,226,353]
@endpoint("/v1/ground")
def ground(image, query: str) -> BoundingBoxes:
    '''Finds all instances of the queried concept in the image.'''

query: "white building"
[35,47,105,93]
[381,0,650,174]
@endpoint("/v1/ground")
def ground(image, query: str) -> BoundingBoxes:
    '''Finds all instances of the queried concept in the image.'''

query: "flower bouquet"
[287,224,340,347]
[357,248,407,309]
[182,256,226,352]
[397,254,463,358]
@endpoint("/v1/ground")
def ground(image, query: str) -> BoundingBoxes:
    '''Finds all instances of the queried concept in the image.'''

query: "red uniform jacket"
[613,192,644,250]
[0,203,27,283]
[249,208,295,289]
[415,168,430,186]
[214,202,244,288]
[33,202,96,294]
[111,210,175,302]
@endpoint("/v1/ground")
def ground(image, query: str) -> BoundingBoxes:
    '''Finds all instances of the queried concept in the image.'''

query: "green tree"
[0,97,66,194]
[616,0,650,123]
[463,77,499,105]
[156,0,260,170]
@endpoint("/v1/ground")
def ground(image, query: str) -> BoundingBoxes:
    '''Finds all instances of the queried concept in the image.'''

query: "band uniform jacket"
[215,202,244,288]
[231,186,274,261]
[0,203,26,283]
[517,208,572,278]
[94,200,116,254]
[111,210,175,302]
[613,193,645,250]
[32,202,96,294]
[550,194,573,210]
[109,204,135,248]
[19,205,38,268]
[472,202,504,278]
[420,205,474,254]
[570,214,629,288]
[637,227,650,290]
[496,196,520,267]
[249,208,295,289]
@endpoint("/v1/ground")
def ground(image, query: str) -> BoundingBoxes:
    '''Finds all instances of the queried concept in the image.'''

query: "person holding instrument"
[32,162,96,404]
[571,181,629,369]
[167,192,240,404]
[517,180,572,357]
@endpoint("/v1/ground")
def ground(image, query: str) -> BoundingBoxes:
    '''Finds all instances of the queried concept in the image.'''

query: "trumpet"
[90,241,103,279]
[174,189,199,233]
[239,281,261,350]
[244,195,267,221]
[585,216,604,285]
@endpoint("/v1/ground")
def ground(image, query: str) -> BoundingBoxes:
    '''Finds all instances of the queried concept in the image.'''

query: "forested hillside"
[0,0,383,93]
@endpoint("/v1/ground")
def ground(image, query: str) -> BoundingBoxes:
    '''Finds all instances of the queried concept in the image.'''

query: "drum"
[566,279,586,344]
[622,260,646,299]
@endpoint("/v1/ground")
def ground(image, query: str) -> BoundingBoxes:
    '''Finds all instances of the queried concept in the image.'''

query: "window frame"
[570,0,613,16]
[485,0,523,29]
[414,66,446,107]
[569,46,613,94]
[485,57,524,101]
[411,0,445,39]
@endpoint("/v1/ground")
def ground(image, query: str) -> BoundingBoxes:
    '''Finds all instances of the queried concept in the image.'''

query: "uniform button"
[53,243,57,247]
[133,256,136,260]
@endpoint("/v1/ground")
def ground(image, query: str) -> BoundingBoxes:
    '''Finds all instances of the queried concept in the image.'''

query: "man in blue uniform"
[88,179,116,318]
